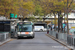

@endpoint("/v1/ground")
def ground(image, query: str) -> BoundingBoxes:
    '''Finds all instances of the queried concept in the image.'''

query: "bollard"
[56,33,58,39]
[67,36,69,44]
[70,36,74,46]
[71,37,73,46]
[67,35,71,45]
[74,38,75,47]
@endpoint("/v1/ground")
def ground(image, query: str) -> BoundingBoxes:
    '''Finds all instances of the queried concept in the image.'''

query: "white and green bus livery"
[16,22,34,38]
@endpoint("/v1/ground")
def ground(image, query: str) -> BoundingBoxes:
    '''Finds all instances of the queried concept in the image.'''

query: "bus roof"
[17,21,34,25]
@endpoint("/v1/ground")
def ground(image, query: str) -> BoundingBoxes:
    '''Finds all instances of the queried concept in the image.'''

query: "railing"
[0,32,9,42]
[49,30,75,47]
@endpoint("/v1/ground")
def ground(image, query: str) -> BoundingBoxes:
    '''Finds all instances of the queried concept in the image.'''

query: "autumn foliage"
[0,0,75,19]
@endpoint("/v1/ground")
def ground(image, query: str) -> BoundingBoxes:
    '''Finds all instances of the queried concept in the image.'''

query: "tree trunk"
[60,17,63,32]
[58,11,61,32]
[43,15,45,22]
[53,13,56,31]
[67,0,69,34]
[58,11,63,32]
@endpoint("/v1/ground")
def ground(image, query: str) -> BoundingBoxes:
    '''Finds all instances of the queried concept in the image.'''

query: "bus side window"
[32,25,34,31]
[32,25,34,29]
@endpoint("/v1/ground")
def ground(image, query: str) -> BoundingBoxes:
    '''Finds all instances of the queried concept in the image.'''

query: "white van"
[34,26,47,31]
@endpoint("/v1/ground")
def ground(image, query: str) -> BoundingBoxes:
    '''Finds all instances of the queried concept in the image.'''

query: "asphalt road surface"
[0,32,68,50]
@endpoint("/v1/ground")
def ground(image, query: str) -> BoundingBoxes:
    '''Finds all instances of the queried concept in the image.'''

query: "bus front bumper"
[17,34,33,37]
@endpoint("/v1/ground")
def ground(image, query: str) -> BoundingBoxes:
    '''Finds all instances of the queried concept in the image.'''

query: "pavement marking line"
[0,39,15,46]
[45,34,73,50]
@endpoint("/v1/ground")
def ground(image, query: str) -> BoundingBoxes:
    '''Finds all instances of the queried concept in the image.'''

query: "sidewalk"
[46,34,75,50]
[0,39,11,45]
[0,32,11,46]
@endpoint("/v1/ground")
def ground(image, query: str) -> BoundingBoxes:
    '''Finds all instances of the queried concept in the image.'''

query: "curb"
[46,34,74,50]
[0,39,12,46]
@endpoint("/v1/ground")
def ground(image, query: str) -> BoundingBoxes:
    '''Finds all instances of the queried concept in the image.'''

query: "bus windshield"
[18,25,32,32]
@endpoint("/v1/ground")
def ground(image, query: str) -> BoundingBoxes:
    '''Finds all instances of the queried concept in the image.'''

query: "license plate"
[23,36,27,37]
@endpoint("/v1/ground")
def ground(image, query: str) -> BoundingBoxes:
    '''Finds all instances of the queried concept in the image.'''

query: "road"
[0,32,68,50]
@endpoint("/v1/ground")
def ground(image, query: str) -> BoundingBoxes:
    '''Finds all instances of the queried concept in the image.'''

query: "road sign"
[10,13,14,18]
[15,14,17,18]
[10,13,18,19]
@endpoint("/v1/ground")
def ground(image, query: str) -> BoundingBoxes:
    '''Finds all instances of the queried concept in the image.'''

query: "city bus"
[16,21,34,39]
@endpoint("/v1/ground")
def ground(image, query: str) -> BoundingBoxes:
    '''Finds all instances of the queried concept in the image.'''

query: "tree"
[33,5,43,16]
[28,16,37,22]
[40,0,75,32]
[0,0,19,18]
[0,0,35,19]
[32,0,44,16]
[18,0,35,19]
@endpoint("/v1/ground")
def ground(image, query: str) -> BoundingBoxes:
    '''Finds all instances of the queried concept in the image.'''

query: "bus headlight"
[29,32,33,34]
[18,32,20,35]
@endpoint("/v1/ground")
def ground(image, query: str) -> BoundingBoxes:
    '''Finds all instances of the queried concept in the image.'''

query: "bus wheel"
[17,36,20,39]
[40,29,43,31]
[31,35,34,38]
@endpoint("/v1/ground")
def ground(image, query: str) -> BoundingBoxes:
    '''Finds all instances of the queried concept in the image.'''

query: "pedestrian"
[51,27,52,31]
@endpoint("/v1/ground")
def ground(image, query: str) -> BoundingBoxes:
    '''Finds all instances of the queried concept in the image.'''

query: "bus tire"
[33,36,34,38]
[40,29,43,31]
[17,36,20,39]
[31,35,34,38]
